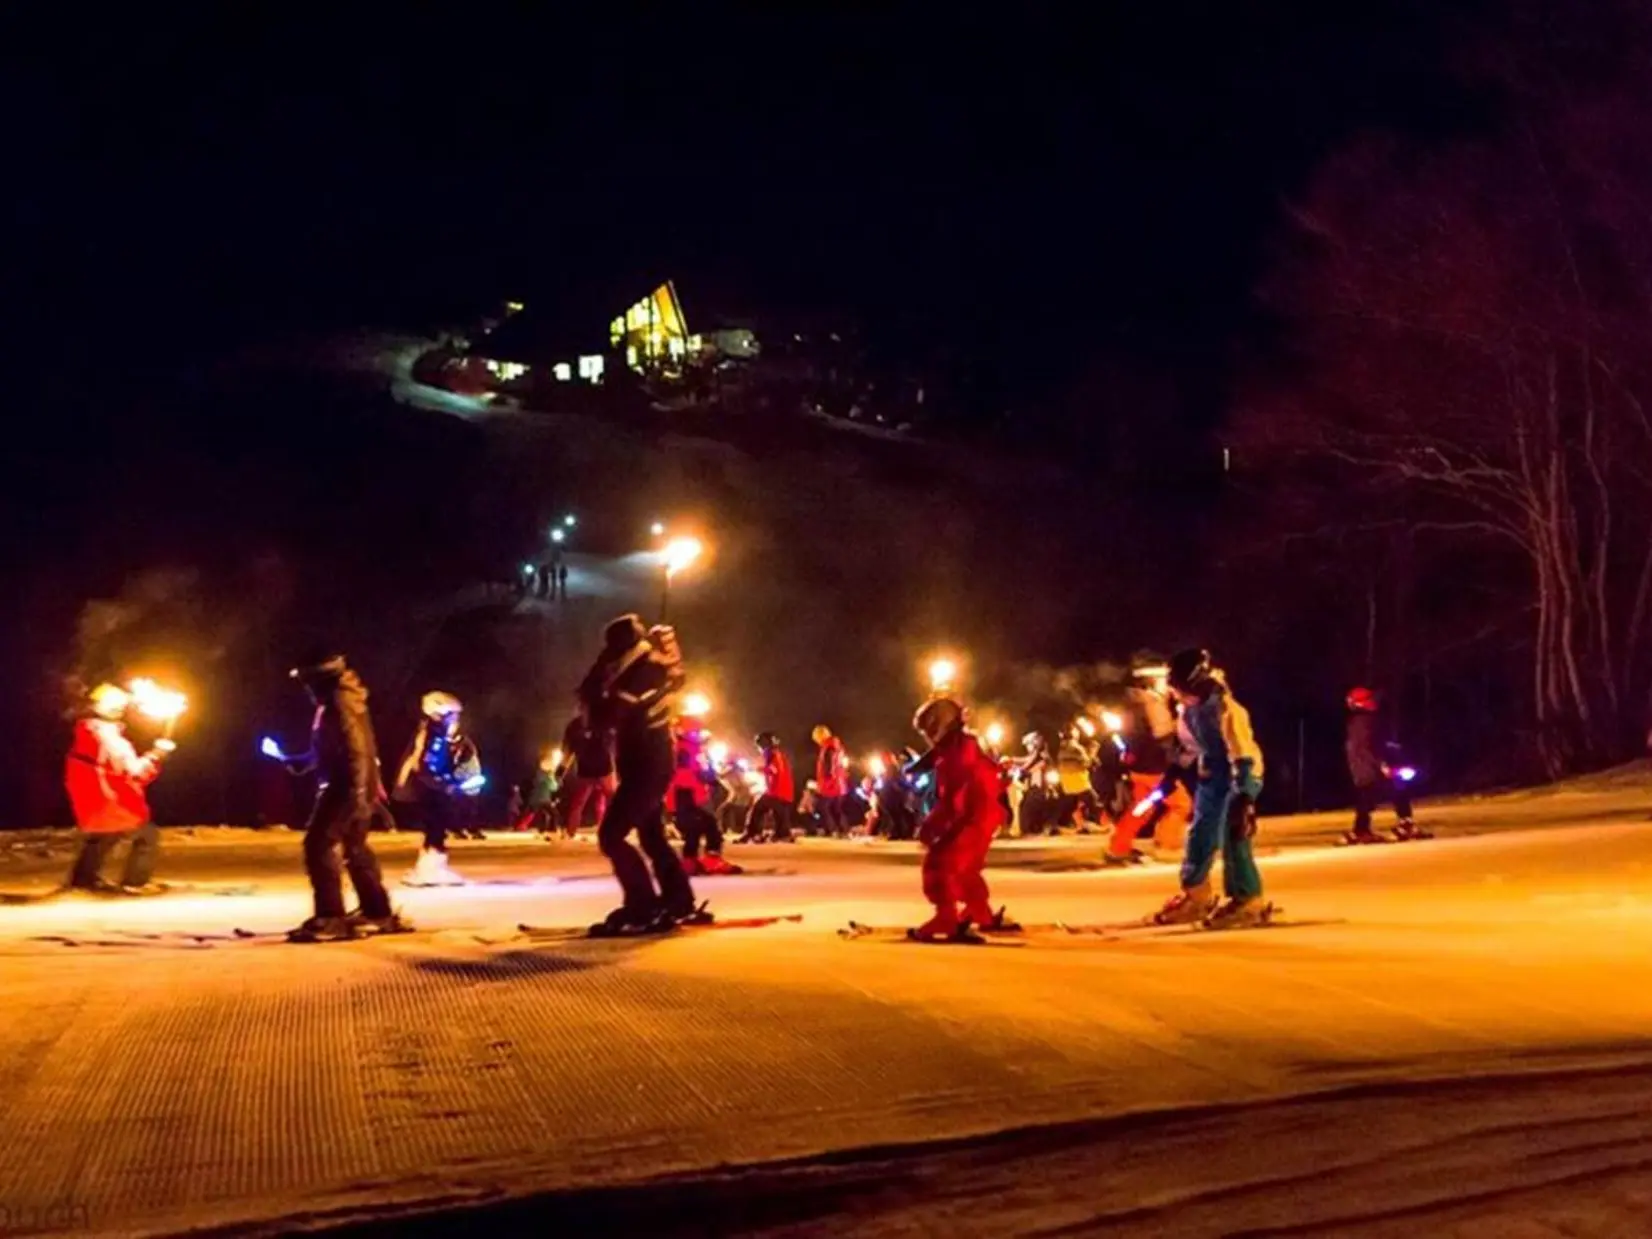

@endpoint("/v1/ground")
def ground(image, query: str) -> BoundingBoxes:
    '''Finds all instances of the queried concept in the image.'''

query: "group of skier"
[57,611,1424,940]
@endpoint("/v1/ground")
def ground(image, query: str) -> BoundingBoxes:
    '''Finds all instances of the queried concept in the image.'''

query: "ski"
[836,922,1024,947]
[517,912,802,941]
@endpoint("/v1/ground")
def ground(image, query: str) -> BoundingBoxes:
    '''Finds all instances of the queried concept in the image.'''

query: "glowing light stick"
[259,737,286,761]
[1131,789,1166,818]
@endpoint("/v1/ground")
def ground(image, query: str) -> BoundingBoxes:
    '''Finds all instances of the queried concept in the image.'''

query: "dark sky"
[10,4,1482,405]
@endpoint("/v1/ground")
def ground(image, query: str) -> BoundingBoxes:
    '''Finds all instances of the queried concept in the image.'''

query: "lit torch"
[129,678,187,743]
[927,657,958,694]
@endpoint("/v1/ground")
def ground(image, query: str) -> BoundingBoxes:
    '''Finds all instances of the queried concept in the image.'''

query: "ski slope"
[2,776,1651,1236]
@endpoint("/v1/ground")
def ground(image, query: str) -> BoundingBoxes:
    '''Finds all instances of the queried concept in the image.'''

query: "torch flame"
[129,678,187,723]
[680,692,712,719]
[927,657,958,693]
[663,536,704,578]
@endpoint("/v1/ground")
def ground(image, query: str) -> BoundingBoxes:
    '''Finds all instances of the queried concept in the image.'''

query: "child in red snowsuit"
[913,697,1008,939]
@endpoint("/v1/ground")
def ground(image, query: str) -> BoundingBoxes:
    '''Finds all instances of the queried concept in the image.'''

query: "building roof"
[471,271,675,366]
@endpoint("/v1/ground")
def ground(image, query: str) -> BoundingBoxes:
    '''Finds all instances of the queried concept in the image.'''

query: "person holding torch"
[63,681,179,894]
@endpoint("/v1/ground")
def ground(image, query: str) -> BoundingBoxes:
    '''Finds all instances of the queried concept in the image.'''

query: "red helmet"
[1346,686,1378,712]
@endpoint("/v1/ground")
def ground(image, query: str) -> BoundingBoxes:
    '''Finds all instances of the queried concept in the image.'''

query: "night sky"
[11,3,1482,421]
[0,3,1503,823]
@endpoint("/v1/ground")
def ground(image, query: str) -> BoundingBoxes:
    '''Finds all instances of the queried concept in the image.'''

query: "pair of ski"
[517,911,803,941]
[1335,829,1434,847]
[840,904,1318,946]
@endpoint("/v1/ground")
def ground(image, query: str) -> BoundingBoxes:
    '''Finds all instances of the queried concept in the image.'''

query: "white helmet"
[89,683,130,721]
[420,691,463,720]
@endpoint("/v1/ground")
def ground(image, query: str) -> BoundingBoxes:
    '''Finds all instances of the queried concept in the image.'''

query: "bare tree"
[1234,10,1652,775]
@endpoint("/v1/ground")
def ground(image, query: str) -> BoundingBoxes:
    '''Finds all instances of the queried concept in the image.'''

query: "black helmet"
[603,613,648,654]
[914,696,964,743]
[754,731,781,749]
[290,648,347,686]
[1167,648,1212,692]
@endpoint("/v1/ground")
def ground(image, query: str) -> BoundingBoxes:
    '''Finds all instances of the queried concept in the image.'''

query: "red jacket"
[762,749,795,802]
[815,736,847,797]
[921,728,1006,845]
[671,728,713,807]
[64,718,162,832]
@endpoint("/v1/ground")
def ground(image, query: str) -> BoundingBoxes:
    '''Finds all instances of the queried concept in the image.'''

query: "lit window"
[626,345,639,370]
[506,300,525,314]
[668,336,685,359]
[688,334,704,353]
[553,363,572,382]
[499,361,528,381]
[578,355,604,382]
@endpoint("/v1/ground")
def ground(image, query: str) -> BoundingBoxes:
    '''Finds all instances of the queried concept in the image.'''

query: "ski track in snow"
[2,781,1652,1235]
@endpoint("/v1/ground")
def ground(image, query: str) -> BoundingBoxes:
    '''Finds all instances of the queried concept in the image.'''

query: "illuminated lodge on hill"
[464,280,760,391]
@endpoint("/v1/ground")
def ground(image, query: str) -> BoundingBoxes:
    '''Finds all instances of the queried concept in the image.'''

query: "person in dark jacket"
[577,614,701,935]
[282,651,408,942]
[559,704,615,833]
[1344,687,1428,842]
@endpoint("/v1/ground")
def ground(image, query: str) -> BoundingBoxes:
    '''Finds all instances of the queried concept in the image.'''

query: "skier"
[742,732,796,842]
[282,651,408,942]
[874,749,922,841]
[911,696,1010,940]
[1105,668,1192,865]
[672,718,737,874]
[1057,724,1101,831]
[517,748,562,836]
[1152,648,1269,927]
[811,724,849,836]
[392,691,478,886]
[1344,686,1428,843]
[1010,731,1053,835]
[577,614,702,935]
[63,682,173,894]
[559,703,614,834]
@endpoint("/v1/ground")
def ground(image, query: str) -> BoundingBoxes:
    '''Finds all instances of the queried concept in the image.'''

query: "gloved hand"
[1226,794,1258,840]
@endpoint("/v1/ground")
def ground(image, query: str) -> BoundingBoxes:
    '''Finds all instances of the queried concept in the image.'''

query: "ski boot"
[698,854,742,876]
[973,905,1023,935]
[1101,850,1147,868]
[664,899,715,927]
[1203,897,1274,930]
[118,882,171,897]
[1339,828,1387,846]
[403,849,465,887]
[588,904,668,938]
[1152,884,1217,926]
[1391,820,1433,841]
[350,909,416,937]
[907,911,967,942]
[288,916,356,943]
[680,855,706,877]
